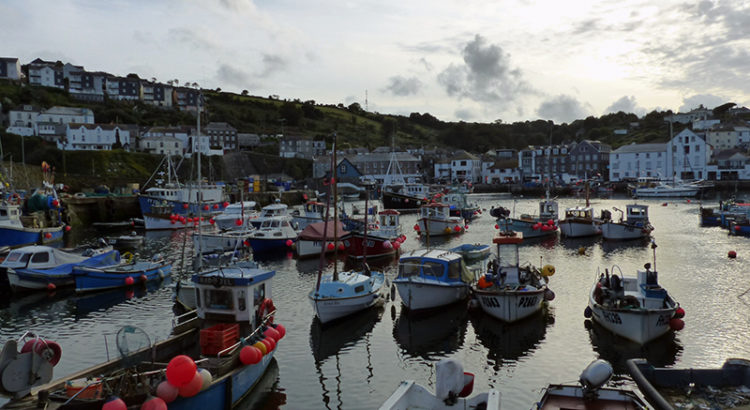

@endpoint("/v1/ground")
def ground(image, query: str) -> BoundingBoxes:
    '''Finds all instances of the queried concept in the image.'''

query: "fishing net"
[115,326,151,368]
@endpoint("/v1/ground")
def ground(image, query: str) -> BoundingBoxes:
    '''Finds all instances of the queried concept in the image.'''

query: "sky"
[2,0,750,124]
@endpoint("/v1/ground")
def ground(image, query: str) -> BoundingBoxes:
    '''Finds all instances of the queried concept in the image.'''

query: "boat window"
[272,221,280,228]
[447,262,461,279]
[0,209,6,217]
[31,252,50,263]
[354,285,365,293]
[422,261,444,278]
[6,252,23,262]
[204,289,233,310]
[238,290,246,312]
[282,221,290,227]
[398,262,420,278]
[254,284,266,306]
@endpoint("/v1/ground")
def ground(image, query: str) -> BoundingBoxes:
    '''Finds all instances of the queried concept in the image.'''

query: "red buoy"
[140,274,148,282]
[729,250,737,259]
[209,218,215,225]
[326,243,335,251]
[102,396,127,410]
[47,283,56,291]
[203,205,209,211]
[166,355,197,387]
[124,276,135,285]
[213,204,219,209]
[669,318,685,331]
[286,239,293,247]
[273,323,286,339]
[44,232,52,239]
[182,203,189,209]
[239,345,262,365]
[413,224,420,231]
[177,371,202,397]
[264,326,281,342]
[141,396,167,410]
[65,225,71,232]
[235,219,243,226]
[494,224,499,229]
[338,243,345,251]
[674,307,685,318]
[223,201,230,208]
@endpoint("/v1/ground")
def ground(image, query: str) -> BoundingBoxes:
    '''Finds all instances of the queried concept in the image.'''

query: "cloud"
[437,34,534,109]
[382,76,422,96]
[258,54,287,78]
[678,94,727,112]
[168,27,217,50]
[454,108,475,121]
[536,95,592,123]
[604,96,646,116]
[216,64,252,88]
[418,57,433,72]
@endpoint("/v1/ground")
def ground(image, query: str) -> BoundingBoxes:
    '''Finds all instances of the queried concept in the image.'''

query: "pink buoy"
[156,381,179,403]
[141,396,167,410]
[102,396,127,410]
[392,241,400,249]
[178,371,202,398]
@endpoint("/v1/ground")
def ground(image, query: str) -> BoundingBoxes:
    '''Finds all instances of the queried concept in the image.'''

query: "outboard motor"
[579,359,613,398]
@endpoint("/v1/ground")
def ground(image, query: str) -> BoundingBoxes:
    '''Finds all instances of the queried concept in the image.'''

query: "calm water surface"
[2,194,749,409]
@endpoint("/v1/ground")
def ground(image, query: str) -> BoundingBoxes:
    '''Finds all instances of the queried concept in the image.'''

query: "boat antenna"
[651,240,657,272]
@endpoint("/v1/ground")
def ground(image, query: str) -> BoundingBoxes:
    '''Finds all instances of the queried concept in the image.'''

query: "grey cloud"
[679,94,726,112]
[536,95,592,123]
[455,108,475,121]
[217,64,252,87]
[605,96,646,116]
[418,58,433,72]
[437,34,535,108]
[383,76,422,96]
[168,27,216,50]
[258,54,287,78]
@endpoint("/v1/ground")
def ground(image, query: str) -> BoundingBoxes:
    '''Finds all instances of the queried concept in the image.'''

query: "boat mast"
[332,133,339,282]
[314,140,334,292]
[196,93,203,271]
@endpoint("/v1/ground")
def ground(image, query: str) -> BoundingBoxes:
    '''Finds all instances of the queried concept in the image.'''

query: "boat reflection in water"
[310,306,383,409]
[585,318,683,374]
[234,359,286,410]
[0,289,76,328]
[393,302,469,359]
[74,277,171,317]
[600,237,651,255]
[471,309,553,370]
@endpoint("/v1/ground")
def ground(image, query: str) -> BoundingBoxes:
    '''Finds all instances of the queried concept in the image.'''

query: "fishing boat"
[296,220,349,258]
[347,209,405,260]
[249,202,290,229]
[309,135,386,324]
[393,249,475,311]
[559,179,609,238]
[213,201,259,230]
[536,359,648,409]
[435,186,481,221]
[472,231,555,322]
[449,243,490,262]
[290,201,326,231]
[73,255,172,293]
[601,204,653,240]
[192,228,254,255]
[729,216,750,236]
[381,150,430,210]
[1,263,286,409]
[700,198,750,227]
[380,358,501,410]
[245,215,297,253]
[3,244,120,292]
[342,192,360,201]
[496,197,558,239]
[585,241,684,345]
[627,358,750,410]
[416,202,465,237]
[630,177,700,198]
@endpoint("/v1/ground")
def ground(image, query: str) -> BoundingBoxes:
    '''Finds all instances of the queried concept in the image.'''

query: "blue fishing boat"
[73,256,172,293]
[394,249,474,311]
[246,215,297,253]
[3,245,120,292]
[1,264,285,409]
[450,243,491,262]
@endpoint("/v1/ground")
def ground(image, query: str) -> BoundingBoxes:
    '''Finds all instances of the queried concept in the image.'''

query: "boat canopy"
[298,221,348,241]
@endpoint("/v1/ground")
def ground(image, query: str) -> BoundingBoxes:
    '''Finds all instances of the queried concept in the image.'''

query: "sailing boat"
[559,177,609,238]
[309,135,385,324]
[380,137,430,210]
[138,101,227,230]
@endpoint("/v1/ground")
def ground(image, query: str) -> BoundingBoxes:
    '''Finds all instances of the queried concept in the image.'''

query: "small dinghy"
[536,359,648,409]
[380,358,501,410]
[109,231,144,249]
[449,243,490,262]
[627,358,750,410]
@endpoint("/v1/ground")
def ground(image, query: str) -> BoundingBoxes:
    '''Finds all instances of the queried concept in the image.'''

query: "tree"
[242,90,249,96]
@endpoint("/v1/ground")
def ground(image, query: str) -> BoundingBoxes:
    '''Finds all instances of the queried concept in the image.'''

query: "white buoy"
[579,359,613,392]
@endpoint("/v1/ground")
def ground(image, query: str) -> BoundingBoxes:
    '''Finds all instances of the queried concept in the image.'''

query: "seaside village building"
[0,57,22,80]
[7,105,94,139]
[280,136,326,160]
[517,141,610,183]
[57,124,131,151]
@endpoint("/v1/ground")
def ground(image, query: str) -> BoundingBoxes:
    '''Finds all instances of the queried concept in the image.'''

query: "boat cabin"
[397,249,465,283]
[259,203,289,218]
[0,203,23,227]
[624,204,649,225]
[192,265,275,327]
[303,201,325,215]
[378,210,401,230]
[492,232,524,283]
[0,246,90,270]
[420,203,451,219]
[539,200,559,220]
[254,216,296,236]
[564,207,593,220]
[223,201,258,215]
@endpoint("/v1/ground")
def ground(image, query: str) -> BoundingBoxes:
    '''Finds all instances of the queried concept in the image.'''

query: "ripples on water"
[2,194,750,409]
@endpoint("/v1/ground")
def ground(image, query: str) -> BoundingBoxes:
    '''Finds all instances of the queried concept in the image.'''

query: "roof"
[400,249,462,262]
[714,148,749,160]
[43,106,93,116]
[378,209,400,215]
[68,123,127,131]
[0,57,19,63]
[346,152,419,163]
[611,143,667,154]
[298,221,348,240]
[452,151,480,161]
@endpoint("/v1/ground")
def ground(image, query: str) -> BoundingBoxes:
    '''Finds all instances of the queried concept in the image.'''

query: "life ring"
[257,298,275,324]
[122,251,134,264]
[8,193,21,205]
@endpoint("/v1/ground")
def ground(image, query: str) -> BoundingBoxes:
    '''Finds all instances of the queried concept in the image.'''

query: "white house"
[139,135,183,156]
[434,161,451,182]
[608,143,668,182]
[668,128,711,180]
[451,151,481,183]
[481,160,520,183]
[0,57,21,80]
[27,59,65,89]
[279,136,326,159]
[59,124,131,151]
[707,149,750,180]
[38,106,95,125]
[6,105,41,136]
[705,124,750,151]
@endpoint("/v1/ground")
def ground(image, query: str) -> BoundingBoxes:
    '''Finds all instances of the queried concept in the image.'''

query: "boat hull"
[633,186,698,197]
[394,279,469,310]
[498,218,557,239]
[474,288,545,322]
[310,292,381,324]
[73,262,172,293]
[601,222,650,240]
[193,231,252,254]
[296,239,345,258]
[588,300,675,345]
[417,218,464,237]
[382,191,426,210]
[7,268,74,291]
[247,237,295,253]
[0,225,64,248]
[346,232,397,259]
[559,220,601,238]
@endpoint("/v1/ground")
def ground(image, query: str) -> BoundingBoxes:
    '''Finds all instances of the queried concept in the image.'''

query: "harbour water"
[2,193,749,409]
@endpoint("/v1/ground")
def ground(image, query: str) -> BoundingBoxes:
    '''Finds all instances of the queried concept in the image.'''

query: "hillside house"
[0,57,21,80]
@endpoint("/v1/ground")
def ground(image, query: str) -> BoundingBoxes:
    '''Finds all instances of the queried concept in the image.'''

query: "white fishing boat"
[472,231,555,322]
[601,204,653,240]
[394,249,474,311]
[631,177,700,198]
[308,135,385,324]
[192,228,254,254]
[213,201,259,230]
[380,359,501,410]
[416,203,465,237]
[536,360,648,409]
[295,220,349,258]
[250,202,290,229]
[290,201,326,231]
[585,241,684,345]
[559,180,609,238]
